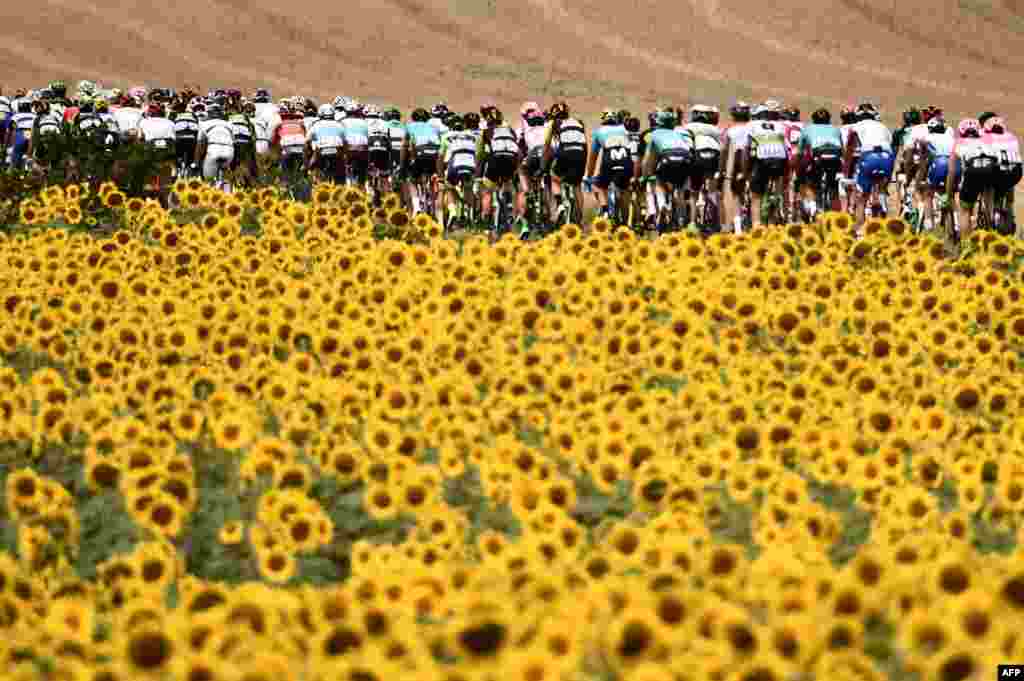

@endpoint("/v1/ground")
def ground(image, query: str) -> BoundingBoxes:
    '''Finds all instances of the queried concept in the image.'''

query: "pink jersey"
[783,122,804,153]
[983,131,1022,166]
[518,123,547,152]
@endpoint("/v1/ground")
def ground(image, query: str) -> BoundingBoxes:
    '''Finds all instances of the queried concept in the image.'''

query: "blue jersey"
[406,121,441,148]
[798,124,843,154]
[307,119,345,153]
[591,124,628,155]
[648,128,693,157]
[342,119,369,149]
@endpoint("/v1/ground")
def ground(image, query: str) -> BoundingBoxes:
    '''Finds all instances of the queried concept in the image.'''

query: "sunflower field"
[0,178,1022,681]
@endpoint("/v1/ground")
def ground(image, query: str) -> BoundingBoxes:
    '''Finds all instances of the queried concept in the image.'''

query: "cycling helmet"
[839,105,856,125]
[364,104,382,118]
[549,102,569,120]
[903,107,921,127]
[411,107,430,123]
[318,104,334,119]
[922,106,943,122]
[984,116,1006,134]
[600,109,620,125]
[253,88,271,103]
[78,99,95,114]
[728,101,751,122]
[763,99,781,113]
[655,109,677,129]
[521,101,540,118]
[752,104,767,120]
[856,102,879,121]
[979,111,998,127]
[78,80,98,99]
[482,107,501,126]
[346,103,364,118]
[690,104,719,125]
[431,102,449,118]
[927,116,946,133]
[464,112,482,129]
[447,114,465,131]
[146,102,165,118]
[49,80,66,98]
[624,116,640,133]
[811,108,831,125]
[958,118,981,138]
[525,109,545,126]
[95,98,109,114]
[479,101,497,118]
[783,106,800,122]
[207,103,224,119]
[384,107,401,121]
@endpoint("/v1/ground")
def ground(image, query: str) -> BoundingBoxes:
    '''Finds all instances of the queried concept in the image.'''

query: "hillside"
[4,0,1021,122]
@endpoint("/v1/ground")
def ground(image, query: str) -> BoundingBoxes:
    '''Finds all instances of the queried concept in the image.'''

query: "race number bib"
[758,142,786,160]
[282,134,305,148]
[788,129,801,145]
[492,138,517,154]
[346,133,368,147]
[319,134,342,150]
[560,130,586,145]
[1000,148,1021,165]
[607,146,628,162]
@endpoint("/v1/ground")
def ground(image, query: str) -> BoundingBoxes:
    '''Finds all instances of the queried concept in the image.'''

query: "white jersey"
[113,107,143,138]
[198,118,235,148]
[851,120,892,152]
[99,112,120,133]
[724,122,752,152]
[253,102,277,122]
[136,117,176,149]
[0,96,11,118]
[681,122,722,152]
[923,130,955,157]
[428,117,449,135]
[907,123,930,150]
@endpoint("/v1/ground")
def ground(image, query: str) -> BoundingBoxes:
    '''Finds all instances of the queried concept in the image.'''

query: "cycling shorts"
[446,164,475,186]
[348,152,369,183]
[797,147,841,190]
[482,154,517,187]
[315,154,345,183]
[959,156,997,205]
[409,148,438,180]
[369,147,391,172]
[551,148,586,184]
[654,156,689,188]
[926,157,958,190]
[995,164,1023,197]
[593,157,630,191]
[855,150,894,195]
[203,145,234,179]
[750,158,786,195]
[521,146,544,179]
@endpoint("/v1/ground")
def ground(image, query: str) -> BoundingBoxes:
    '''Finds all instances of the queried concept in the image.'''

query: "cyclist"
[402,107,442,215]
[795,107,843,220]
[516,101,542,140]
[271,101,307,175]
[136,101,176,188]
[640,108,693,233]
[428,103,450,135]
[0,89,11,165]
[385,108,407,183]
[914,114,957,234]
[436,114,479,230]
[584,109,631,220]
[113,96,144,144]
[542,102,587,224]
[306,104,345,184]
[196,103,236,182]
[516,106,550,238]
[171,98,200,177]
[746,102,789,228]
[364,104,392,196]
[683,104,723,229]
[843,102,894,227]
[781,106,804,218]
[30,100,64,171]
[302,99,319,135]
[228,103,257,180]
[838,105,860,210]
[464,112,483,143]
[893,107,923,218]
[340,103,370,189]
[476,107,521,231]
[949,118,997,242]
[719,101,752,232]
[252,88,275,121]
[983,116,1021,235]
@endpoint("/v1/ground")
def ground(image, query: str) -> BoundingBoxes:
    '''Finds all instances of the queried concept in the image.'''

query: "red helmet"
[984,116,1006,134]
[147,102,165,117]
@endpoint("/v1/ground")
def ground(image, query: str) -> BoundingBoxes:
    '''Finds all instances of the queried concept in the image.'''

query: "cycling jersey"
[647,128,693,187]
[367,119,391,170]
[921,130,957,189]
[984,130,1022,197]
[307,119,345,156]
[74,112,103,134]
[0,97,12,136]
[547,118,587,183]
[783,121,804,156]
[253,102,277,123]
[428,117,449,135]
[342,118,370,152]
[479,123,519,183]
[198,118,236,180]
[173,112,200,141]
[228,114,254,147]
[387,121,407,166]
[10,112,36,169]
[591,123,631,189]
[956,137,998,204]
[137,117,176,153]
[749,121,789,162]
[439,130,477,184]
[798,124,843,157]
[405,121,441,179]
[113,107,143,140]
[273,118,307,156]
[849,120,893,153]
[682,122,722,180]
[519,123,547,177]
[252,117,272,155]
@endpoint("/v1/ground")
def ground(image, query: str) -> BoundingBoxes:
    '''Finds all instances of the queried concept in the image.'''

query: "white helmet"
[763,99,781,113]
[333,95,348,109]
[521,101,540,117]
[318,104,335,119]
[364,104,381,118]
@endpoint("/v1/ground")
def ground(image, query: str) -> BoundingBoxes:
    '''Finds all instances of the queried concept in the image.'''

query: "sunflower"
[126,197,145,214]
[182,190,202,209]
[257,548,296,584]
[103,191,127,209]
[388,209,411,229]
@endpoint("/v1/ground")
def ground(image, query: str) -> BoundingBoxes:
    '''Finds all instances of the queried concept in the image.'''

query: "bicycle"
[443,175,478,234]
[626,179,649,234]
[522,172,551,238]
[991,189,1016,237]
[410,174,438,221]
[804,160,840,223]
[490,179,516,239]
[652,180,687,235]
[367,162,391,207]
[934,191,958,249]
[761,174,786,226]
[693,179,721,234]
[554,182,582,229]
